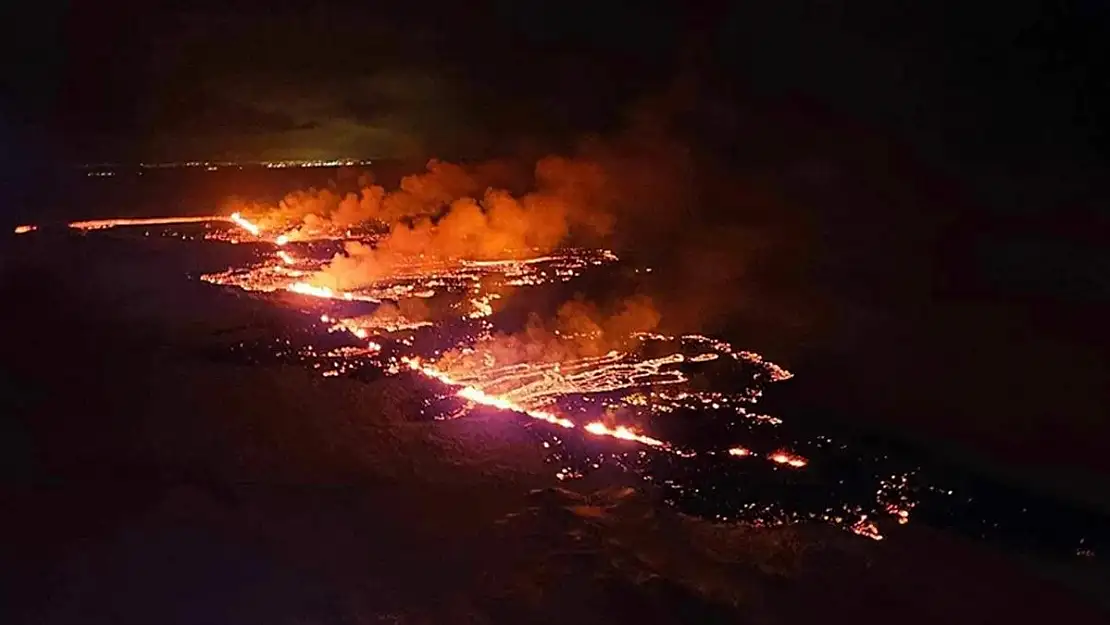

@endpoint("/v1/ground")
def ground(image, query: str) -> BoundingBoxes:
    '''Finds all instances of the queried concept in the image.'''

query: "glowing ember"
[850,516,884,541]
[768,451,808,468]
[727,446,752,457]
[14,225,36,234]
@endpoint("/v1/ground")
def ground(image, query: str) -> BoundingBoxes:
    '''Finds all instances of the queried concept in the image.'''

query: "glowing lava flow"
[583,422,667,447]
[403,357,680,447]
[405,357,576,428]
[68,216,227,230]
[65,213,1110,555]
[288,282,342,299]
[200,226,804,467]
[229,212,261,236]
[769,451,809,468]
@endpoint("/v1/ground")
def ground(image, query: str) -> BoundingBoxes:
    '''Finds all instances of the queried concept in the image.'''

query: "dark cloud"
[10,2,1109,168]
[158,99,320,137]
[25,3,688,162]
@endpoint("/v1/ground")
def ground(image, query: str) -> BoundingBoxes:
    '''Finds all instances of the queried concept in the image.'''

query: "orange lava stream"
[583,422,667,447]
[288,282,342,299]
[229,212,261,236]
[201,220,800,467]
[68,213,929,542]
[404,357,574,428]
[68,216,228,230]
[401,357,686,447]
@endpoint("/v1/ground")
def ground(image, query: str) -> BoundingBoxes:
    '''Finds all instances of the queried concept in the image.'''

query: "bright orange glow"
[405,357,576,428]
[14,224,36,234]
[768,450,808,468]
[287,282,337,299]
[229,212,261,236]
[584,422,667,447]
[68,216,224,230]
[885,504,912,524]
[850,515,884,541]
[401,358,684,446]
[199,228,801,470]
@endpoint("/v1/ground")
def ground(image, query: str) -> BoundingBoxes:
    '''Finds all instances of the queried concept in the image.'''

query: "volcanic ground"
[3,216,1109,623]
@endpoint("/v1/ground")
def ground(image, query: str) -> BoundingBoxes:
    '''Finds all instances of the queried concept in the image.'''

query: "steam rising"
[436,295,662,374]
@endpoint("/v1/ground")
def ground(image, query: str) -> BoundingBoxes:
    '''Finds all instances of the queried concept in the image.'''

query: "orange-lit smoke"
[295,157,617,290]
[435,294,661,375]
[336,297,434,333]
[226,160,496,235]
[222,109,800,343]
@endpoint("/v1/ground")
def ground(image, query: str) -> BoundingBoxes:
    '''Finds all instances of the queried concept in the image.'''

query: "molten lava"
[68,216,227,230]
[229,212,261,236]
[65,212,945,545]
[769,450,809,468]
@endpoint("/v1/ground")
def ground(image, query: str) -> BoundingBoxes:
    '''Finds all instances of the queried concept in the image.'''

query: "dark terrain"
[2,218,1108,623]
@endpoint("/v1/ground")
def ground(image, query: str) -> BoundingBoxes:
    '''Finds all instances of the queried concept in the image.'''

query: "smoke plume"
[223,88,814,350]
[273,155,629,290]
[435,294,661,375]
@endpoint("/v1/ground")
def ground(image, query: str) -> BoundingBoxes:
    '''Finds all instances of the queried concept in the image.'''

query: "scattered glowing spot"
[851,516,884,541]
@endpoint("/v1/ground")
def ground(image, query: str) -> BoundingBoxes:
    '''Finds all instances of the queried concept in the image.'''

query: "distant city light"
[79,159,373,171]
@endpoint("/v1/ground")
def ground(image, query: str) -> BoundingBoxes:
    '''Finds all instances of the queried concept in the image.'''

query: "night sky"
[6,2,1109,170]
